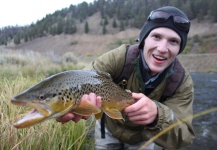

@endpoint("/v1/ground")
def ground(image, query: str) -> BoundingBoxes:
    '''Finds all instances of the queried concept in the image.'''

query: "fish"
[11,70,135,128]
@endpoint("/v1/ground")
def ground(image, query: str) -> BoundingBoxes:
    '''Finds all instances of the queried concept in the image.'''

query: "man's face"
[143,27,181,76]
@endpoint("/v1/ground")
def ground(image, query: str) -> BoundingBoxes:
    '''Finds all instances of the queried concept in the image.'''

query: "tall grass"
[0,49,95,150]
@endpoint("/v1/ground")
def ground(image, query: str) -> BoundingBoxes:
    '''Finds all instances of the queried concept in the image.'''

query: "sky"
[0,0,94,28]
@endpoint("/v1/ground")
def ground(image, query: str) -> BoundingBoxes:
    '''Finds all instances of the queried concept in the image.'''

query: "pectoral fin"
[104,108,124,120]
[95,112,103,120]
[73,99,101,116]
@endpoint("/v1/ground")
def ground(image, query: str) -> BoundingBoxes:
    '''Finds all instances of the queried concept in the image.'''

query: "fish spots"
[57,88,75,106]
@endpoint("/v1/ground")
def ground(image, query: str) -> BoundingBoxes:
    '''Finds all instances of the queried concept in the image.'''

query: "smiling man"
[57,6,195,150]
[143,28,181,76]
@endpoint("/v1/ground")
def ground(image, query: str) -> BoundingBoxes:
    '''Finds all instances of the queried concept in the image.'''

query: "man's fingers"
[85,93,102,107]
[82,94,89,102]
[96,96,102,107]
[56,112,75,123]
[72,115,82,123]
[88,93,97,105]
[82,116,90,120]
[56,93,101,123]
[132,92,145,100]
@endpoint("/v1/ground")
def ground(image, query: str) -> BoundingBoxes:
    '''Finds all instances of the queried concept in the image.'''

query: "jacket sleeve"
[145,69,195,149]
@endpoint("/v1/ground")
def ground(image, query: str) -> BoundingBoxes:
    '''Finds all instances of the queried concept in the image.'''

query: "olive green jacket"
[85,44,195,149]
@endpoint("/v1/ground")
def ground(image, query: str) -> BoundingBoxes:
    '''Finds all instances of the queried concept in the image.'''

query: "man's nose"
[157,40,168,53]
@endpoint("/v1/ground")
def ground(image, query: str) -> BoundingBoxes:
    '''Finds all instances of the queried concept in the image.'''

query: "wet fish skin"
[11,70,135,128]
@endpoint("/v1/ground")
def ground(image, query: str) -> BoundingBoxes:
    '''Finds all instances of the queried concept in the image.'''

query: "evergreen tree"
[64,18,77,34]
[102,23,107,34]
[104,17,108,25]
[50,25,58,36]
[85,21,89,33]
[197,11,203,23]
[14,34,21,45]
[211,0,217,22]
[24,33,28,42]
[1,0,217,45]
[100,20,103,26]
[112,18,117,28]
[0,37,7,46]
[57,21,63,34]
[119,20,125,31]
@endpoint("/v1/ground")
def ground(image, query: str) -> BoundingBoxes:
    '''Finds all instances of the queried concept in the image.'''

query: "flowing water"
[181,72,217,150]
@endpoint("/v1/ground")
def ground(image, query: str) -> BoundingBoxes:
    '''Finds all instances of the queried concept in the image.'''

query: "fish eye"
[38,95,45,100]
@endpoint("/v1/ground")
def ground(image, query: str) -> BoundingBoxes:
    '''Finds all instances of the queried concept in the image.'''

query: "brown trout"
[11,70,135,128]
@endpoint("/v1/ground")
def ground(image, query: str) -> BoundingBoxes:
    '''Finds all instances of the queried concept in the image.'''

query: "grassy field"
[1,44,217,150]
[0,49,95,150]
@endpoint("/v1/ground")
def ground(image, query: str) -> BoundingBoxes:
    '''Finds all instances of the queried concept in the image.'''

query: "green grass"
[0,49,94,150]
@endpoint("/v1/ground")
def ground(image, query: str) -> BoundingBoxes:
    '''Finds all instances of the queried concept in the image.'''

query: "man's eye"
[170,39,179,45]
[153,35,160,40]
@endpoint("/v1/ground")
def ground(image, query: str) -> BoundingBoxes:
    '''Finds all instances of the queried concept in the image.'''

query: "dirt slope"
[178,54,217,72]
[2,15,217,72]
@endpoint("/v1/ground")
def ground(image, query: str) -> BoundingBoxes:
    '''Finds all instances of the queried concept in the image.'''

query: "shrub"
[62,52,78,64]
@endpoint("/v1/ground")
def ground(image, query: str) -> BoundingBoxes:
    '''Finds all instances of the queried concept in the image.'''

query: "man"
[57,6,195,150]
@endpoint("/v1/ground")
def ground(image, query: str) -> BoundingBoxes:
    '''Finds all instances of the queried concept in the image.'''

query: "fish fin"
[73,99,101,116]
[125,89,132,93]
[95,112,103,120]
[58,105,74,117]
[104,108,124,120]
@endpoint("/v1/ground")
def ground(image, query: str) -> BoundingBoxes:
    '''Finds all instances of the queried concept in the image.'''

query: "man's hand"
[123,93,158,125]
[56,93,102,123]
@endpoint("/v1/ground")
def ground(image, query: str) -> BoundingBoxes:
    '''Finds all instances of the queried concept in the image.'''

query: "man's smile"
[152,54,167,61]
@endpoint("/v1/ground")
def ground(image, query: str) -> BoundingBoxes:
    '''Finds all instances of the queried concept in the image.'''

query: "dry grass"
[0,50,95,150]
[5,28,139,58]
[178,53,217,72]
[1,24,217,149]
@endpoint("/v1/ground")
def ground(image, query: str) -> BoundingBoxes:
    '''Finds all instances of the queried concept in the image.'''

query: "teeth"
[153,55,166,60]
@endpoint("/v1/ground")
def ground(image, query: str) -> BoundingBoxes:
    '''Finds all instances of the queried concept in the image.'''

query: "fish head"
[12,87,57,117]
[11,74,76,128]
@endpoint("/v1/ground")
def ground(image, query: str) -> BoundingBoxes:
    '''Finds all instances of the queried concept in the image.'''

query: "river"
[181,72,217,150]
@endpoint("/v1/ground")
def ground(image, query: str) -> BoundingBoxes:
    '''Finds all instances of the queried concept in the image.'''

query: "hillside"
[1,0,217,46]
[3,14,217,55]
[1,12,217,73]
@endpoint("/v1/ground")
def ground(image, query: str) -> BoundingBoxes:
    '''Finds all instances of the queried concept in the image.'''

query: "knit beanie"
[138,6,190,54]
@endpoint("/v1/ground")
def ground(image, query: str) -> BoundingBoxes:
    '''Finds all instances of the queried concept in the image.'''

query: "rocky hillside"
[1,13,217,72]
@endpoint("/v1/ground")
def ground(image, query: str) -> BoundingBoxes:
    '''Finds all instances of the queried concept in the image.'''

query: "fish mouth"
[14,108,45,128]
[13,102,52,128]
[11,100,26,106]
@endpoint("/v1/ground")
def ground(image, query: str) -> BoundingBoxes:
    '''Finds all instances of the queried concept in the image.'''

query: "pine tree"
[104,17,108,25]
[85,21,89,33]
[112,18,117,28]
[14,34,21,45]
[102,23,107,34]
[119,20,125,31]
